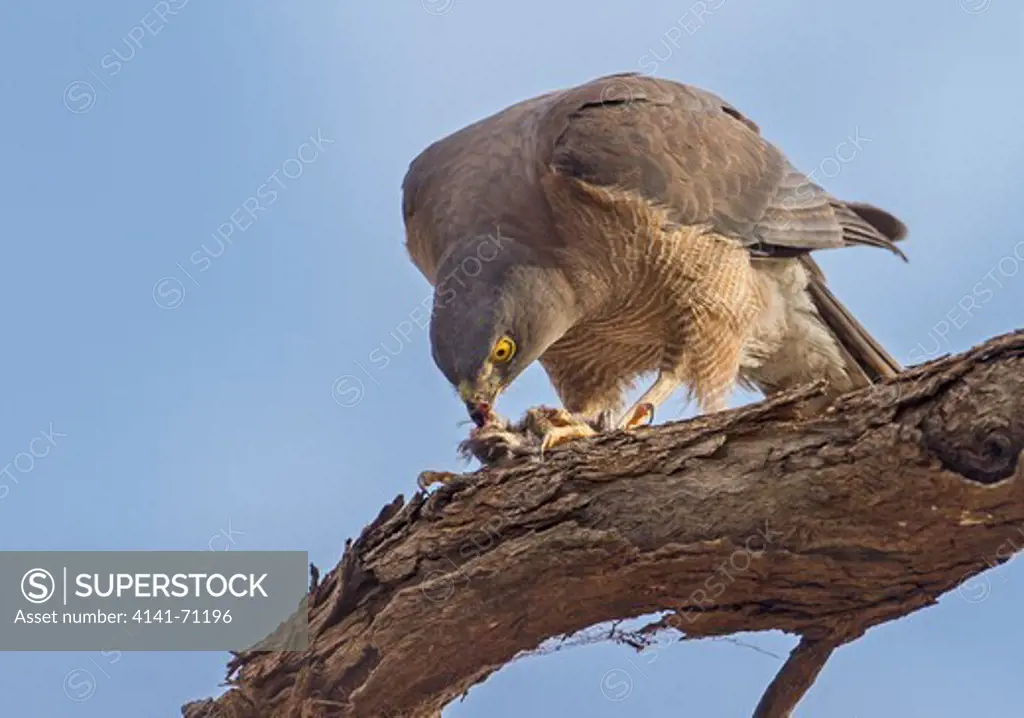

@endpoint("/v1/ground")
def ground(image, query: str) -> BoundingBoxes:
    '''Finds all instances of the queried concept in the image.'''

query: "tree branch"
[752,636,841,718]
[182,330,1024,718]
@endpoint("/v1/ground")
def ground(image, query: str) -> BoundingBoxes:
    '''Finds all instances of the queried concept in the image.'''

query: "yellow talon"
[539,423,597,453]
[623,402,655,430]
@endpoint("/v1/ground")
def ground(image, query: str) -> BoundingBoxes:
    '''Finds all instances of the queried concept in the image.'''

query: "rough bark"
[183,330,1024,718]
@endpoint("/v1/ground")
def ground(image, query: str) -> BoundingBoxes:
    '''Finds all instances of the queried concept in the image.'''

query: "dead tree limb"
[182,329,1024,718]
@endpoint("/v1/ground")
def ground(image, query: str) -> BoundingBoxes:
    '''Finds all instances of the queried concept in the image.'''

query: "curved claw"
[538,423,597,457]
[621,402,655,430]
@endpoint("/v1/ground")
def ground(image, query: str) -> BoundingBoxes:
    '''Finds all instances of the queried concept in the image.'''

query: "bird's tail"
[803,258,901,389]
[742,201,905,405]
[802,201,906,391]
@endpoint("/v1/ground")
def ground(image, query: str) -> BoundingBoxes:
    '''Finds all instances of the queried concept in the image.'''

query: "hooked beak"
[459,380,501,427]
[465,401,491,427]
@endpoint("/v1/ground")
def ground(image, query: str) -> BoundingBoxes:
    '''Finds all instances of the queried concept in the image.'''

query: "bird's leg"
[616,372,682,430]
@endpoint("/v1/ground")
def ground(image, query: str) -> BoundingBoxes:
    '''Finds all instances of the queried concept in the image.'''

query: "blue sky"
[1,1,1023,715]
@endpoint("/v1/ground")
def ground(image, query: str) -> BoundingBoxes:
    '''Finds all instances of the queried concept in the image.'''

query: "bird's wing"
[540,73,906,258]
[402,73,907,284]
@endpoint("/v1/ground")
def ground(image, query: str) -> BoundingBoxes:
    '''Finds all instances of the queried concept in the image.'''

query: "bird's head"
[428,234,577,426]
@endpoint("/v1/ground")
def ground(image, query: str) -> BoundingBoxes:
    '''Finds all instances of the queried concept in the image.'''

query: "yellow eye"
[490,336,516,363]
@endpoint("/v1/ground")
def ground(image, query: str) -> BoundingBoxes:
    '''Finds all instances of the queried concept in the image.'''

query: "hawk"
[402,73,906,446]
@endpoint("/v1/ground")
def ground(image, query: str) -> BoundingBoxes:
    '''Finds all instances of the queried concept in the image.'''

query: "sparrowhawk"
[402,73,906,445]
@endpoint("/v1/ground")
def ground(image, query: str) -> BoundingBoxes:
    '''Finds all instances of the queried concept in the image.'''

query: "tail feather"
[801,198,906,392]
[801,255,901,390]
[744,200,906,402]
[845,201,908,243]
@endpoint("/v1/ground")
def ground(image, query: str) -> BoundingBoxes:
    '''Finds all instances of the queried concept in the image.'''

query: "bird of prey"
[402,72,906,447]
